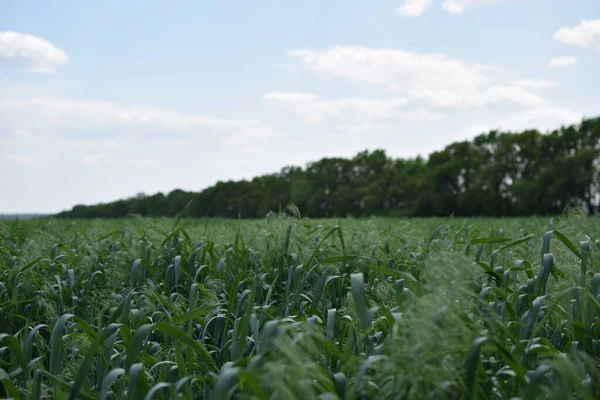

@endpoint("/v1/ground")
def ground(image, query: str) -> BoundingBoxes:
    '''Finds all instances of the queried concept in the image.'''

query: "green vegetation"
[1,214,600,399]
[57,117,600,219]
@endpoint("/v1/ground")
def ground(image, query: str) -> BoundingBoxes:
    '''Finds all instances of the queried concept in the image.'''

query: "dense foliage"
[1,215,600,399]
[57,117,600,219]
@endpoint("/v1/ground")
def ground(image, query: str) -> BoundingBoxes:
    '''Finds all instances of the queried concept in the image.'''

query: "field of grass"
[1,214,600,399]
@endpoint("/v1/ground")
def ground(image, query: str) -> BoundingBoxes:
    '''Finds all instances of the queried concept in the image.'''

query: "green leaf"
[68,323,122,400]
[49,314,74,376]
[350,273,370,332]
[0,334,29,380]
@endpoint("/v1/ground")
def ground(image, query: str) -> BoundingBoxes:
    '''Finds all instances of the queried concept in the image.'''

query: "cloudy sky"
[1,0,599,213]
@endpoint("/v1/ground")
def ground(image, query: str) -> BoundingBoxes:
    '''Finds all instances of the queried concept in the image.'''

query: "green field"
[1,215,600,399]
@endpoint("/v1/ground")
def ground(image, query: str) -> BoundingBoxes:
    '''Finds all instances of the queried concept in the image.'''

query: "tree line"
[57,116,600,218]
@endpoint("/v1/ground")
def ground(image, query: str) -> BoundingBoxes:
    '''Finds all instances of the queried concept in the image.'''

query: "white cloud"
[130,159,159,168]
[290,46,490,98]
[516,79,556,89]
[461,124,494,138]
[8,154,32,165]
[0,31,68,72]
[547,56,577,68]
[289,46,548,110]
[275,44,583,161]
[13,128,32,139]
[335,123,389,134]
[396,0,433,17]
[413,85,546,108]
[463,106,582,137]
[264,92,425,123]
[476,86,546,107]
[441,0,517,14]
[396,0,520,16]
[502,107,582,131]
[80,153,107,164]
[0,96,277,143]
[58,139,121,150]
[554,19,600,50]
[226,129,279,146]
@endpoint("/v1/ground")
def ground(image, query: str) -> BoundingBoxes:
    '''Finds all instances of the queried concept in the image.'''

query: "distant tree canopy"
[57,117,600,218]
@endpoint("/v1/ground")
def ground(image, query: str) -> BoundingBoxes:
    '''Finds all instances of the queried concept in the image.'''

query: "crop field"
[1,215,600,399]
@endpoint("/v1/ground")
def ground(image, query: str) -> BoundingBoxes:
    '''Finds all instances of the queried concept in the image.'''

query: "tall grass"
[0,214,599,399]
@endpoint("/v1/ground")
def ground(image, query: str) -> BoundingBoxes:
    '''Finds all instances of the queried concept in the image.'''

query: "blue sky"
[1,0,599,213]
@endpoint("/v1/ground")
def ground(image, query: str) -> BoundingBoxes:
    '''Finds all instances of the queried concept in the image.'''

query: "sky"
[1,0,599,213]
